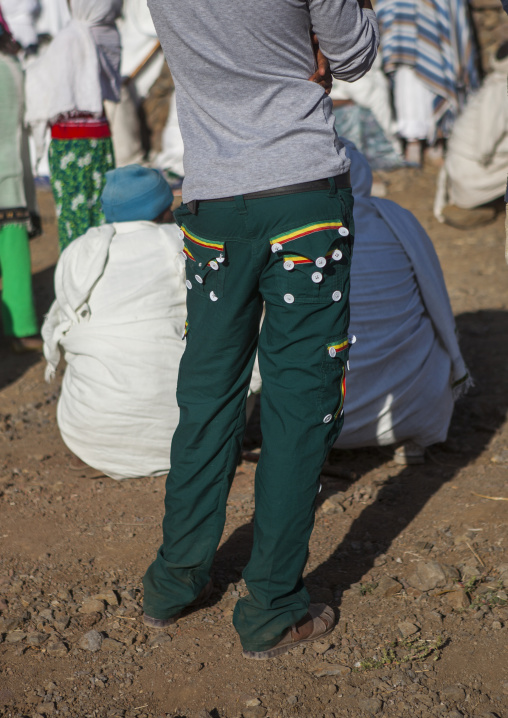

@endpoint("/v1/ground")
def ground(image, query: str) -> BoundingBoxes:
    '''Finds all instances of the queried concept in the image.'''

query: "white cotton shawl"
[25,0,121,129]
[42,221,188,480]
[335,141,470,449]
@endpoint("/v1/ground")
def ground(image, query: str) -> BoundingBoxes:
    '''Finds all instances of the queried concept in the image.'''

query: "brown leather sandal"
[242,603,336,660]
[142,579,214,629]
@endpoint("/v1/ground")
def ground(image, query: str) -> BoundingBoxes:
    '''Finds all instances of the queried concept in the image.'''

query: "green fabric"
[49,137,115,252]
[0,223,38,338]
[143,185,354,652]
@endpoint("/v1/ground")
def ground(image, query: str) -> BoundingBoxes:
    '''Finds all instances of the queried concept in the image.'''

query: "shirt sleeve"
[308,0,379,82]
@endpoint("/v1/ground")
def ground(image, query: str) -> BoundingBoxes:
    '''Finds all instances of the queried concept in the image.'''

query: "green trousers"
[143,182,354,652]
[0,223,38,338]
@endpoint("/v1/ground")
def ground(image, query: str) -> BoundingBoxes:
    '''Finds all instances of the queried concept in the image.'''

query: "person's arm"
[308,0,379,82]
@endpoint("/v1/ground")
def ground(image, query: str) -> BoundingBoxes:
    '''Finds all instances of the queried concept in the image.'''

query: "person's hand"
[309,33,332,94]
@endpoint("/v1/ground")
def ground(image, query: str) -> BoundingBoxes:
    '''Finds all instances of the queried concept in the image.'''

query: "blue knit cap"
[101,165,174,223]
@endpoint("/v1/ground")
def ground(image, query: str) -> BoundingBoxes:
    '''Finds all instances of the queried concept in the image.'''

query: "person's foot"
[424,143,444,167]
[404,140,423,167]
[441,204,497,229]
[67,453,102,475]
[10,335,43,354]
[143,579,214,629]
[242,603,336,660]
[394,441,425,465]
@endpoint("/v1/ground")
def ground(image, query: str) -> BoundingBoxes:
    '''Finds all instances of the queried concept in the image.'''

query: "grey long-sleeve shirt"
[148,0,379,202]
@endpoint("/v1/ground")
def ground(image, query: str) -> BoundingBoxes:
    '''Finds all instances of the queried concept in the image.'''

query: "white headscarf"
[70,0,122,103]
[25,0,122,131]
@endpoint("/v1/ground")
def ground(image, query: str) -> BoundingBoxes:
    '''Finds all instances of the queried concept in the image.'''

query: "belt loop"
[234,194,247,215]
[328,176,337,197]
[187,200,198,215]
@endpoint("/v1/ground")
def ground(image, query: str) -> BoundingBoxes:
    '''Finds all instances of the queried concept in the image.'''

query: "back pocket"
[180,224,227,301]
[272,220,352,305]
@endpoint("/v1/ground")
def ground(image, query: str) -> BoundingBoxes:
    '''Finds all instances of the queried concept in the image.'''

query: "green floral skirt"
[49,137,115,252]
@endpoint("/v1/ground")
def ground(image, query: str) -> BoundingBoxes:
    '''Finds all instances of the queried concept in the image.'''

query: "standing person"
[376,0,479,164]
[25,0,122,252]
[142,0,379,659]
[0,11,40,352]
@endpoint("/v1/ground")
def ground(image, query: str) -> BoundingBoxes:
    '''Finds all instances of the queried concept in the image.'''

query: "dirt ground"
[0,165,507,718]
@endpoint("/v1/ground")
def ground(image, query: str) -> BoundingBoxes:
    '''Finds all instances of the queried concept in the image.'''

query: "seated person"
[42,165,186,479]
[334,140,471,459]
[434,42,508,226]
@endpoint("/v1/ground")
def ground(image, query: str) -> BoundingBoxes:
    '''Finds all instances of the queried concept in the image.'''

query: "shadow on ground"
[213,309,508,602]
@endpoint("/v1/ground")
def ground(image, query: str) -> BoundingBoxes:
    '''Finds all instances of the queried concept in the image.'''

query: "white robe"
[434,53,508,220]
[393,66,436,142]
[42,221,187,480]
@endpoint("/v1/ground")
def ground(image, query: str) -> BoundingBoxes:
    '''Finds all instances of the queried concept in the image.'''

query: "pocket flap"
[181,224,227,282]
[324,335,355,367]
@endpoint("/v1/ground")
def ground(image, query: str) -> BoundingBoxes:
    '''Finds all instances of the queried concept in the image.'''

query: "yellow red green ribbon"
[334,371,346,419]
[181,225,225,252]
[270,220,344,247]
[327,339,349,354]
